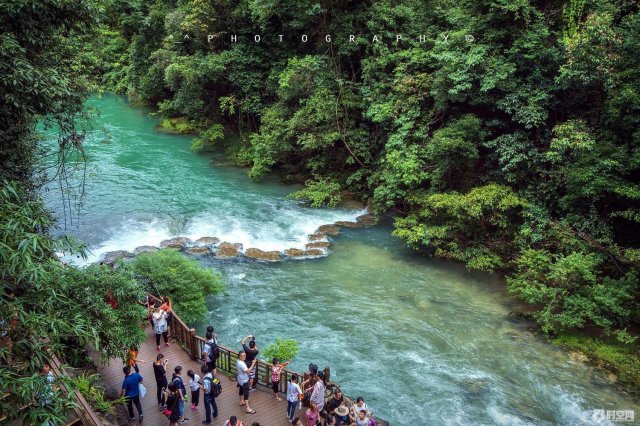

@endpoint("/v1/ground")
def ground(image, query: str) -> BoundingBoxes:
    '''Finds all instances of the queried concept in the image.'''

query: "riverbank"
[552,333,640,395]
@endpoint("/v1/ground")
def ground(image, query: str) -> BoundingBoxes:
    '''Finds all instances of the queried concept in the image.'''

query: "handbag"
[164,395,178,417]
[139,383,147,399]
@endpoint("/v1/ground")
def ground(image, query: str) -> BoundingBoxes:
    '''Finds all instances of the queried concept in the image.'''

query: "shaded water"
[44,95,638,425]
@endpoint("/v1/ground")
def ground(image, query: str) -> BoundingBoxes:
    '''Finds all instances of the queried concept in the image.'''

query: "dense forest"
[83,0,640,342]
[1,0,639,421]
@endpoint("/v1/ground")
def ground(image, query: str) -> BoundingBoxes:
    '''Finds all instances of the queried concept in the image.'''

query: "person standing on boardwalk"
[271,357,289,401]
[165,383,181,426]
[161,296,173,337]
[202,330,219,375]
[187,369,201,410]
[127,345,145,374]
[237,350,257,414]
[172,366,189,424]
[120,365,144,421]
[286,374,302,421]
[305,402,319,426]
[154,354,169,409]
[241,335,259,390]
[310,371,326,412]
[200,365,219,424]
[152,303,170,350]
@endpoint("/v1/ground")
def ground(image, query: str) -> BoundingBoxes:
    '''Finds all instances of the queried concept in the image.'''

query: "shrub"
[261,338,300,363]
[131,249,225,324]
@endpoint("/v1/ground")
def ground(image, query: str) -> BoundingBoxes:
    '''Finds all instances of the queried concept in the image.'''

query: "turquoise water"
[44,95,639,425]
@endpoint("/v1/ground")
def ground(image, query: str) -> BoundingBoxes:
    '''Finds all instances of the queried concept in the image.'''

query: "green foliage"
[192,124,224,152]
[131,249,225,325]
[92,0,640,343]
[290,177,342,208]
[0,182,147,423]
[394,184,525,271]
[261,338,300,363]
[71,372,125,412]
[553,333,640,391]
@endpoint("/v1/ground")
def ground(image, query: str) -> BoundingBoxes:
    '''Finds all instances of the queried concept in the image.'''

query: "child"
[271,357,289,401]
[187,369,200,409]
[356,410,371,426]
[127,345,145,373]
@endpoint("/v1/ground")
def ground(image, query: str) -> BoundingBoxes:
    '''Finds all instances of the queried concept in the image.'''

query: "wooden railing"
[147,294,316,391]
[148,294,388,425]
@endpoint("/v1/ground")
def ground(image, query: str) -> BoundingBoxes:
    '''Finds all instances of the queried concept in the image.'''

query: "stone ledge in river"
[334,220,363,228]
[316,224,340,235]
[216,242,242,258]
[196,236,220,245]
[305,241,331,249]
[185,246,212,255]
[102,250,134,264]
[304,248,326,256]
[284,248,306,257]
[356,213,377,226]
[245,248,281,261]
[307,233,328,242]
[133,246,159,255]
[160,237,192,249]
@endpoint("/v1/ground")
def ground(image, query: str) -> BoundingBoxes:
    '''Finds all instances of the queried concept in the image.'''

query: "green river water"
[44,95,639,425]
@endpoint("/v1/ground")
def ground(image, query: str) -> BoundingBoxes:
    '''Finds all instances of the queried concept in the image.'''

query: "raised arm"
[241,335,253,345]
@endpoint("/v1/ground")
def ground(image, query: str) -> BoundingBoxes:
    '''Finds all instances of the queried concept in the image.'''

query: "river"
[43,95,638,425]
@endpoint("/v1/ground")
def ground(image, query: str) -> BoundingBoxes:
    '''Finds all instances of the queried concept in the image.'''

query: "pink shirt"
[305,409,319,426]
[272,365,282,382]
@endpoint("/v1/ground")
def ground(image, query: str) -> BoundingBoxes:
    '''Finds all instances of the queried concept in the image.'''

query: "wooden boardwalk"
[97,325,299,426]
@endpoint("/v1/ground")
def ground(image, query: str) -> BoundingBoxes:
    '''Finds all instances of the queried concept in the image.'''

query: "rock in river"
[307,233,327,242]
[245,248,281,261]
[160,237,192,249]
[316,224,340,235]
[133,245,159,255]
[304,248,325,256]
[334,220,362,228]
[305,241,331,249]
[196,236,220,245]
[185,246,212,255]
[102,250,133,264]
[356,213,377,226]
[284,248,306,257]
[216,242,242,258]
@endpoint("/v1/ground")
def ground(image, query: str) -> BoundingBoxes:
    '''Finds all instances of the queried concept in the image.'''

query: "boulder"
[216,242,241,258]
[461,378,489,394]
[356,213,377,226]
[316,224,340,235]
[304,249,325,256]
[160,237,192,249]
[185,246,212,255]
[133,246,159,255]
[305,241,331,249]
[102,250,133,264]
[307,233,327,242]
[245,248,281,261]
[338,199,366,210]
[196,236,220,245]
[334,220,362,228]
[284,248,306,257]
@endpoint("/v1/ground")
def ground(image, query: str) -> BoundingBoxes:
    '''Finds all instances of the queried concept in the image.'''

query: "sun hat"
[334,405,350,416]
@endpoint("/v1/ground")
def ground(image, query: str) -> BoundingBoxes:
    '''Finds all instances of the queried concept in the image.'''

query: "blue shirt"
[122,373,143,397]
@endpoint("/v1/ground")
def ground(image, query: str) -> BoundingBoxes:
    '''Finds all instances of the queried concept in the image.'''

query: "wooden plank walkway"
[97,325,299,426]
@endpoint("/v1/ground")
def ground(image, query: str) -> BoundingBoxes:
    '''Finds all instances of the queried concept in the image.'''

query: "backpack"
[204,375,222,398]
[204,339,220,361]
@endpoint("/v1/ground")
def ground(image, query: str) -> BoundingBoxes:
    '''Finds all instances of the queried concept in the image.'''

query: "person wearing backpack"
[172,366,189,424]
[200,365,220,424]
[202,330,219,375]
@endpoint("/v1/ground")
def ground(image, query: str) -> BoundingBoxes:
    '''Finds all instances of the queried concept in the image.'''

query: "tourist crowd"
[118,296,376,426]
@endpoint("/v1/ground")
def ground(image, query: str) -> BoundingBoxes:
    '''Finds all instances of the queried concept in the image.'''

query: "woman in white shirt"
[310,371,326,412]
[152,304,169,350]
[187,369,201,409]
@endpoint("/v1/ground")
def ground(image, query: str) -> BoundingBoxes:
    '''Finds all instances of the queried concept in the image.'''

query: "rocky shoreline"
[100,212,377,265]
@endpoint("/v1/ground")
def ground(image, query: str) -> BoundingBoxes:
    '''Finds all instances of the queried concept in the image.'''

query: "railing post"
[189,328,196,359]
[324,367,330,383]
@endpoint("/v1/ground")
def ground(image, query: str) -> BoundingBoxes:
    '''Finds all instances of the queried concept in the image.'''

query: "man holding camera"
[241,335,259,390]
[237,350,257,414]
